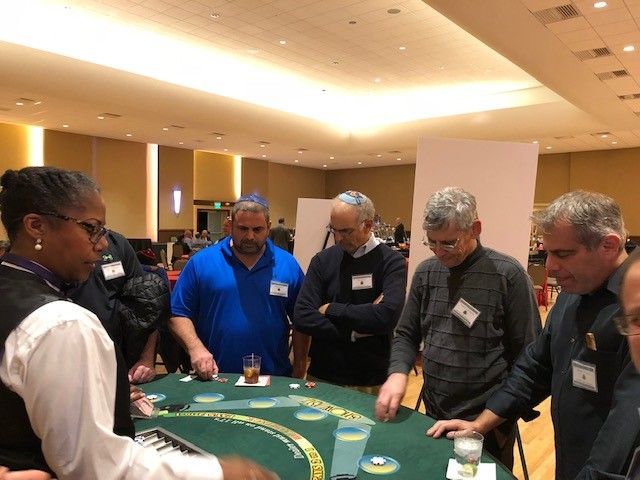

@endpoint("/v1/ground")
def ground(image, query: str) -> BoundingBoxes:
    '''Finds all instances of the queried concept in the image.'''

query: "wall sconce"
[172,188,182,215]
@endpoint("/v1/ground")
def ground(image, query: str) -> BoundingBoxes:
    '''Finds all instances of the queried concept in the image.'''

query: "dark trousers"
[484,422,517,471]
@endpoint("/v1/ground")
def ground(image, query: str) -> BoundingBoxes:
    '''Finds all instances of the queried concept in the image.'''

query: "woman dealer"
[0,166,276,480]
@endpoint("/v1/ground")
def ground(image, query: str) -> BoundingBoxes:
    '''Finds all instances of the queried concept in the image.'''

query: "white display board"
[293,198,335,273]
[409,137,539,283]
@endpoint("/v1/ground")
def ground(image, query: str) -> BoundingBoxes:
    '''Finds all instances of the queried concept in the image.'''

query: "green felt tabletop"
[135,373,515,479]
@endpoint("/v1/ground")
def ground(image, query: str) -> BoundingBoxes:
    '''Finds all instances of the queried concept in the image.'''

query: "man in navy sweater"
[293,190,407,394]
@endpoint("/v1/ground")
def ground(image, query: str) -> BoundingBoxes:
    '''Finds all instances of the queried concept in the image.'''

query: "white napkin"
[445,459,496,480]
[234,375,270,387]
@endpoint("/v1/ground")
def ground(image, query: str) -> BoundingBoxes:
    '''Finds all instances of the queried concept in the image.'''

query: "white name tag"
[352,274,373,290]
[270,280,289,297]
[451,298,480,328]
[572,360,598,392]
[101,261,125,281]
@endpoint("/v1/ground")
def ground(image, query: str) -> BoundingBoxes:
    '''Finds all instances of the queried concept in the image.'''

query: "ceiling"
[1,0,640,169]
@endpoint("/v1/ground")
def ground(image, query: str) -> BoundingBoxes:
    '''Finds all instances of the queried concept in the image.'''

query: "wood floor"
[401,301,555,480]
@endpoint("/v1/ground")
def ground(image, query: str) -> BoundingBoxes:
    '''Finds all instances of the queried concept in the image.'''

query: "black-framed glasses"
[39,212,108,245]
[422,236,460,252]
[613,314,640,336]
[338,191,365,205]
[326,221,364,236]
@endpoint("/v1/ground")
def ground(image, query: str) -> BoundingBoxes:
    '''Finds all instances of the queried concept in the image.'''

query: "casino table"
[136,373,515,479]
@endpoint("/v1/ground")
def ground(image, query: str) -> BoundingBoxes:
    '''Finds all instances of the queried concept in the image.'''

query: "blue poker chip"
[145,393,166,403]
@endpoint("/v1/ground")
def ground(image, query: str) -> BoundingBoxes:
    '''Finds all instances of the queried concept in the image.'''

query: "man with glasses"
[426,190,635,480]
[376,186,541,470]
[293,191,407,394]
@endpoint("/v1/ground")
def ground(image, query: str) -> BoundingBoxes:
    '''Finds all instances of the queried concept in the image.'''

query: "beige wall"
[268,162,325,226]
[94,137,148,237]
[534,153,571,205]
[44,130,93,174]
[194,151,236,201]
[325,164,416,226]
[159,146,194,230]
[0,122,31,240]
[242,157,269,198]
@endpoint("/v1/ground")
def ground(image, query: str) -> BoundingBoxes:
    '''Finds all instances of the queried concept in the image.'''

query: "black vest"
[0,264,134,473]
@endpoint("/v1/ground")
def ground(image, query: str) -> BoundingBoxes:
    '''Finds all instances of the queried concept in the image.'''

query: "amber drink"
[242,354,261,384]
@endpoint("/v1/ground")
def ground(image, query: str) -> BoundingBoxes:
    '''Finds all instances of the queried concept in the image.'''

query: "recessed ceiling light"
[545,146,552,149]
[298,150,303,154]
[279,40,287,45]
[97,116,105,120]
[294,159,299,163]
[532,140,539,144]
[162,127,169,131]
[126,133,132,137]
[260,144,266,148]
[612,141,618,144]
[216,136,222,140]
[399,46,406,51]
[357,161,362,165]
[376,154,382,157]
[387,8,401,14]
[210,12,220,18]
[33,101,42,106]
[62,124,69,128]
[374,78,381,83]
[322,164,327,168]
[329,156,334,160]
[623,45,635,52]
[223,148,228,151]
[593,1,607,8]
[15,101,23,106]
[396,157,401,161]
[601,134,608,138]
[262,154,266,158]
[179,141,184,145]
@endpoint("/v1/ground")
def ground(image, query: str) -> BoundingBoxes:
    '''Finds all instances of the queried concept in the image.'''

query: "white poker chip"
[289,383,300,389]
[371,456,387,466]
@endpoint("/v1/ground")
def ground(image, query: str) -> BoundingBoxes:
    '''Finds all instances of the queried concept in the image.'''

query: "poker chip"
[213,376,229,383]
[371,456,387,466]
[289,383,300,389]
[304,381,317,389]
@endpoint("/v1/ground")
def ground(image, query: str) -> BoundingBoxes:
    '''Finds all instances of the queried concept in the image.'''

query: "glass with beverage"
[453,432,483,478]
[243,354,261,384]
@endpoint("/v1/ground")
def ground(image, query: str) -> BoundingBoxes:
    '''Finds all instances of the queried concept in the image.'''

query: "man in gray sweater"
[375,186,541,470]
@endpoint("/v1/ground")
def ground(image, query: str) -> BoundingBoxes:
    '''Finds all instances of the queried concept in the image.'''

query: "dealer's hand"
[189,345,219,380]
[0,466,51,480]
[375,373,408,421]
[129,383,146,403]
[218,456,279,480]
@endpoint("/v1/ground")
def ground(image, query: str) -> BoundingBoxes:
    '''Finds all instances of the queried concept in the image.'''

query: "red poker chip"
[304,381,316,388]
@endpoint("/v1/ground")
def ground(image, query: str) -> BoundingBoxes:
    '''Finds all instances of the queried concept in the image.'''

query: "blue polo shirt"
[171,237,304,376]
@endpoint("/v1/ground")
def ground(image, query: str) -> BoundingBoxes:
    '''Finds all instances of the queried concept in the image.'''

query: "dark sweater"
[389,245,541,419]
[293,243,407,385]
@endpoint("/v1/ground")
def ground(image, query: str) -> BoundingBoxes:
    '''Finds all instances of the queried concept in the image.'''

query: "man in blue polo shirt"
[170,194,309,379]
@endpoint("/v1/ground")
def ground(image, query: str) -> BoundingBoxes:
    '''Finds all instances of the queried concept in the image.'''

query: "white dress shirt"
[0,298,222,480]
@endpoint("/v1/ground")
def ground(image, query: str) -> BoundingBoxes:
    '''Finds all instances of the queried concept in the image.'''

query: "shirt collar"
[1,252,73,293]
[351,233,380,259]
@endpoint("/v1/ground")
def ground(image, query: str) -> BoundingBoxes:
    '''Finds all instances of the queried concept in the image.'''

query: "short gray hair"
[532,190,626,250]
[423,187,478,232]
[232,201,270,223]
[333,190,375,224]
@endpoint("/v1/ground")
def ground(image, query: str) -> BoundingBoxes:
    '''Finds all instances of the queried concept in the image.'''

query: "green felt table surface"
[135,373,515,479]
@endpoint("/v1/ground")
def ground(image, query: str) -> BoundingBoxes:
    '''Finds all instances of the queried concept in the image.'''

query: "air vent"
[532,3,580,25]
[619,93,640,100]
[100,112,122,118]
[297,147,308,151]
[575,47,611,60]
[591,131,612,136]
[554,135,575,140]
[258,141,270,145]
[596,70,629,80]
[387,150,402,154]
[211,132,225,136]
[170,124,185,129]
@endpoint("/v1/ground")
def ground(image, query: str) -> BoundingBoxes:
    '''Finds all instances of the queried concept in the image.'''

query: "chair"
[159,249,168,268]
[172,243,184,259]
[527,264,548,310]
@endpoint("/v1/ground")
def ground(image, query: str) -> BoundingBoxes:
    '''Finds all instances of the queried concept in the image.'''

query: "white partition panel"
[293,198,335,273]
[409,137,539,283]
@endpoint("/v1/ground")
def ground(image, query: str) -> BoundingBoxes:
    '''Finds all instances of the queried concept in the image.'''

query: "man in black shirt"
[427,190,632,480]
[293,190,407,394]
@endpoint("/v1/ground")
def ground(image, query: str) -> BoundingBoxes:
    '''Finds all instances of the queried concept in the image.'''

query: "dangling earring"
[34,239,43,251]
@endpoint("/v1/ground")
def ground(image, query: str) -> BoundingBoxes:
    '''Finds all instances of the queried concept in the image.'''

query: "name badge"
[352,274,373,290]
[451,298,480,328]
[572,360,598,392]
[101,261,125,281]
[270,280,289,297]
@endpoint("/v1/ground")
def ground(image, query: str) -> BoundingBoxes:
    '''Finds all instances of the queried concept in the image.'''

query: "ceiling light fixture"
[601,134,608,138]
[532,140,539,144]
[62,124,69,128]
[279,40,286,45]
[262,154,266,157]
[374,78,381,83]
[623,45,635,52]
[15,101,24,106]
[396,157,401,161]
[162,127,169,131]
[322,164,327,168]
[376,154,382,157]
[545,146,552,149]
[260,144,266,148]
[216,136,223,140]
[357,161,362,165]
[224,148,228,151]
[593,1,607,8]
[298,150,303,154]
[125,133,132,137]
[387,8,401,14]
[329,156,334,159]
[210,13,220,19]
[294,159,299,163]
[179,141,184,145]
[399,46,406,51]
[612,141,618,144]
[97,115,105,120]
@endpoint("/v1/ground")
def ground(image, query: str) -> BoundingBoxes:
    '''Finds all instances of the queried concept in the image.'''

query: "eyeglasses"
[422,236,460,252]
[338,191,365,205]
[613,314,640,336]
[327,221,364,236]
[39,212,108,245]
